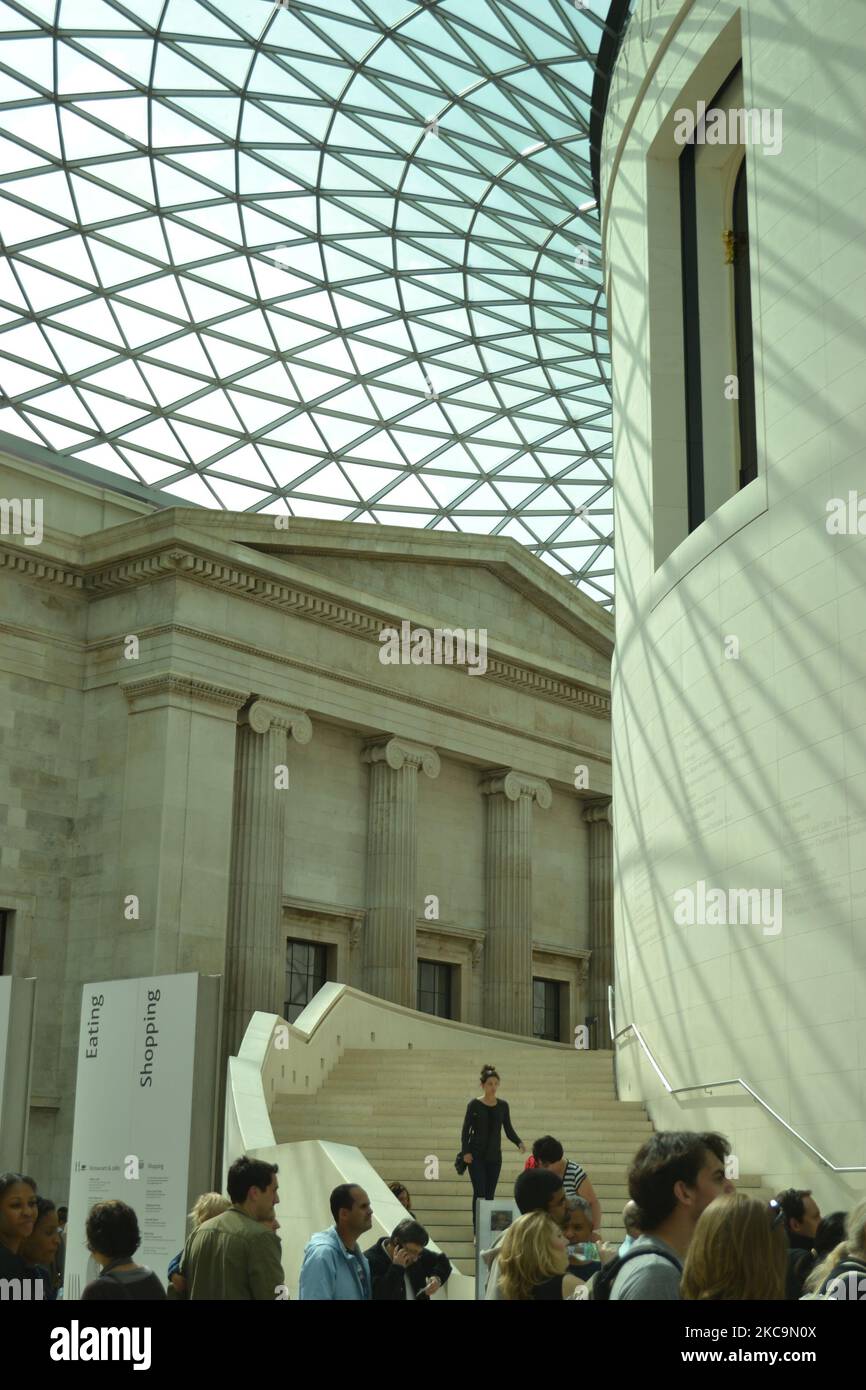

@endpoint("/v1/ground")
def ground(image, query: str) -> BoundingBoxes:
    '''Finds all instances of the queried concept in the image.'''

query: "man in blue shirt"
[299,1185,374,1300]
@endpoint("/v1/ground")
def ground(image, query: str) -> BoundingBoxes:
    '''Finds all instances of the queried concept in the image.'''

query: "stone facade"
[0,442,612,1195]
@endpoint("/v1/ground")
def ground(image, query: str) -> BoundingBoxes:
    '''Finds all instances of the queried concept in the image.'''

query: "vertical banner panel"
[64,974,220,1297]
[0,976,36,1172]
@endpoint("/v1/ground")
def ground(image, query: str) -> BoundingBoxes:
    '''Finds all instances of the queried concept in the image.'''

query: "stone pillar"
[361,736,440,1007]
[480,769,552,1036]
[119,673,248,980]
[583,799,613,1045]
[225,700,312,1055]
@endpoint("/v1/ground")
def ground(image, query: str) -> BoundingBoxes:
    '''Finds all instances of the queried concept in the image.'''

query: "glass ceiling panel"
[0,0,613,607]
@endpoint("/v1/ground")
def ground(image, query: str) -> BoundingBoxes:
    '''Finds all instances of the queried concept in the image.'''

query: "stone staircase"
[271,1046,769,1276]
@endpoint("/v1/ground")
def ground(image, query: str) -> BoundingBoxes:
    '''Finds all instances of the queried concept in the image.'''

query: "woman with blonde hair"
[681,1192,787,1300]
[497,1209,584,1301]
[801,1197,866,1299]
[168,1192,230,1293]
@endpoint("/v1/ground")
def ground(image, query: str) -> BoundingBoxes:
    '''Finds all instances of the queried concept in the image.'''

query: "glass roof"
[0,0,613,607]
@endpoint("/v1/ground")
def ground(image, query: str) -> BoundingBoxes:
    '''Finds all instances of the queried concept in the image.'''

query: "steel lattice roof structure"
[0,0,614,607]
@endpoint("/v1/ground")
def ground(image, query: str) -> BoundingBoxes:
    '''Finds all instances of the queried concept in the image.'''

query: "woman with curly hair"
[460,1063,525,1234]
[498,1210,585,1301]
[680,1192,787,1300]
[81,1200,166,1300]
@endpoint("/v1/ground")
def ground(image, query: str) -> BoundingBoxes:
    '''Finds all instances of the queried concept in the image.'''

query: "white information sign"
[475,1196,521,1299]
[64,973,220,1297]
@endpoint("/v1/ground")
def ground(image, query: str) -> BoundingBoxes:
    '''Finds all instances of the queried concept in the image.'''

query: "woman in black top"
[461,1063,525,1233]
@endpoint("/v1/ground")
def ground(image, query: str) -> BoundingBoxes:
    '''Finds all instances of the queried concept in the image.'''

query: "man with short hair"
[173,1156,282,1300]
[775,1189,821,1299]
[609,1131,735,1300]
[299,1184,373,1300]
[532,1135,602,1235]
[482,1167,568,1300]
[365,1217,448,1300]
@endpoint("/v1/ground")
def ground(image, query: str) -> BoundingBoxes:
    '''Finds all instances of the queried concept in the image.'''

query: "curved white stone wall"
[604,0,866,1202]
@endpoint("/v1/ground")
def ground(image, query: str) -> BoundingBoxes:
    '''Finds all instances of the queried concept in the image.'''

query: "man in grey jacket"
[610,1131,735,1300]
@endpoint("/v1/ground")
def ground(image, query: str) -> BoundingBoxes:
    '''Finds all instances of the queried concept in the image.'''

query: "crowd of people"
[3,1066,865,1302]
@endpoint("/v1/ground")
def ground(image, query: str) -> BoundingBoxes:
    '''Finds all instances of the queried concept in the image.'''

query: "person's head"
[388,1218,429,1265]
[330,1184,373,1240]
[803,1197,866,1297]
[774,1188,820,1241]
[20,1197,60,1267]
[623,1199,641,1237]
[189,1192,231,1228]
[628,1131,733,1234]
[85,1200,141,1266]
[562,1195,593,1247]
[532,1135,566,1179]
[226,1157,279,1220]
[812,1212,847,1257]
[387,1181,412,1212]
[498,1210,569,1300]
[514,1167,567,1227]
[0,1173,38,1251]
[480,1063,500,1100]
[681,1193,788,1300]
[57,1206,68,1226]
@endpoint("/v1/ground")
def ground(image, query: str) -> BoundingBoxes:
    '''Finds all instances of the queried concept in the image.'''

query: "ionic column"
[225,700,312,1054]
[583,799,613,1042]
[480,769,552,1036]
[361,736,440,1007]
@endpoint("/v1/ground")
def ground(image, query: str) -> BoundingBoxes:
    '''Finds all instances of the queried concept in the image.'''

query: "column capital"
[121,671,249,719]
[479,768,552,810]
[582,798,613,827]
[243,699,313,744]
[361,736,440,779]
[470,939,484,968]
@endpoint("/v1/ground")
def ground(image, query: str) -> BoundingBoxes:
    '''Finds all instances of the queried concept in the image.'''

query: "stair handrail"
[607,986,865,1174]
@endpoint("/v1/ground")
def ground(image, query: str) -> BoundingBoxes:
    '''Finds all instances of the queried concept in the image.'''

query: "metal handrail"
[607,986,865,1174]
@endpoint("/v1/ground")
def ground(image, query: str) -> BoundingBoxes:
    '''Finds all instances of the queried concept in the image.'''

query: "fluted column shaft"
[362,737,440,1007]
[481,770,552,1036]
[584,799,613,1039]
[225,700,312,1054]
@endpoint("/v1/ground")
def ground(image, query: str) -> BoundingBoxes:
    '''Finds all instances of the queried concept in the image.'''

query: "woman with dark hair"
[460,1063,525,1235]
[19,1196,61,1300]
[81,1200,166,1300]
[0,1172,48,1297]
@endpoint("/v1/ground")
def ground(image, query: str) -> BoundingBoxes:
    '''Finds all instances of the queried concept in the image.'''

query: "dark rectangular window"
[533,978,561,1041]
[0,911,8,972]
[679,139,705,533]
[284,938,327,1023]
[732,157,758,489]
[417,960,453,1019]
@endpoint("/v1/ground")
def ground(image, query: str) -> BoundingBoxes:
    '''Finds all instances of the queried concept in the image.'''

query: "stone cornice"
[362,735,441,779]
[479,768,553,809]
[120,671,249,713]
[243,699,313,744]
[0,543,83,589]
[85,622,611,775]
[5,539,611,719]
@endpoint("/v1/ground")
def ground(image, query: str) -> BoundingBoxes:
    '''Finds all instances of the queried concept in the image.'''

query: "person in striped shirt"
[530,1136,602,1239]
